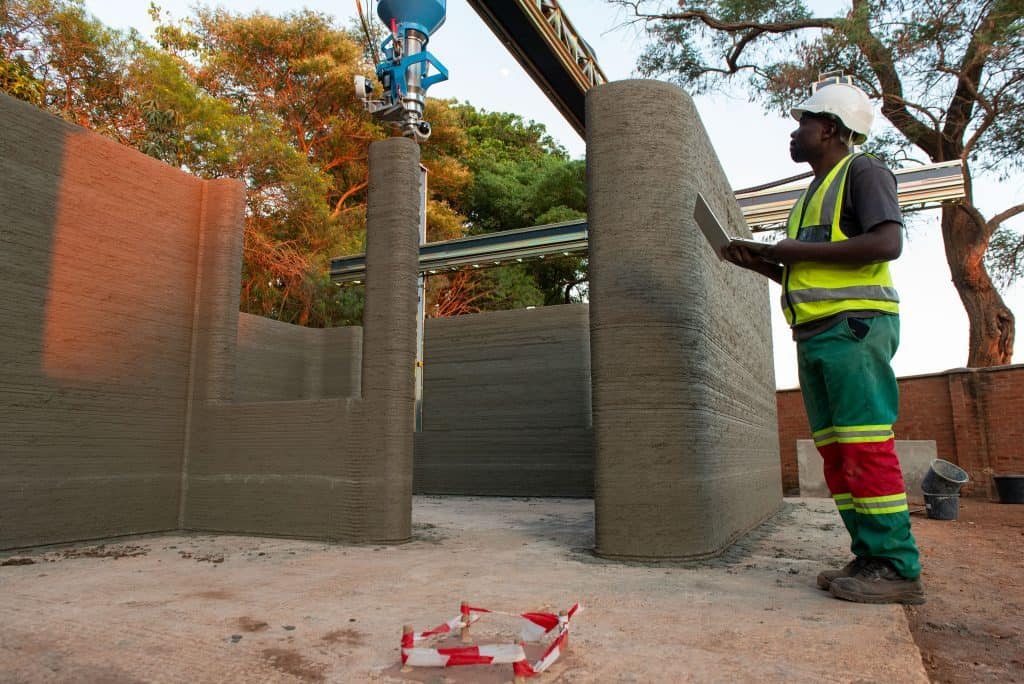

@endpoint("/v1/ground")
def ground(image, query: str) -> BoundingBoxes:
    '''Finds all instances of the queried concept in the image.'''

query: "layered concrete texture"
[798,440,938,498]
[587,80,781,560]
[414,304,593,496]
[234,313,361,402]
[1,94,210,548]
[183,137,420,543]
[0,94,419,548]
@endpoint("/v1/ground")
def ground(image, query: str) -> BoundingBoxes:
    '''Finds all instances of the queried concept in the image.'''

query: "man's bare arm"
[767,222,902,265]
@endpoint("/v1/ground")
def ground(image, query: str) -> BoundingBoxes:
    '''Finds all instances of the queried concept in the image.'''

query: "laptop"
[693,192,772,261]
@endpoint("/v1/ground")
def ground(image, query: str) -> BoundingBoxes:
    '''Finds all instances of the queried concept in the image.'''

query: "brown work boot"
[816,557,869,590]
[829,559,925,605]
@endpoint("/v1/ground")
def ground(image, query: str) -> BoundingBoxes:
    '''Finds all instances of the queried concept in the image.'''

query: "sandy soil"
[905,499,1024,683]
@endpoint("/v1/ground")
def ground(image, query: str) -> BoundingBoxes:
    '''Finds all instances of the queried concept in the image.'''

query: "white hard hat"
[791,83,873,145]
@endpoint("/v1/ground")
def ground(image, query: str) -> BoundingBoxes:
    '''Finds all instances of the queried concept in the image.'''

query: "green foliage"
[528,203,588,305]
[451,103,570,231]
[477,265,547,311]
[1,1,591,328]
[987,225,1024,290]
[130,46,243,168]
[446,103,588,306]
[0,54,44,103]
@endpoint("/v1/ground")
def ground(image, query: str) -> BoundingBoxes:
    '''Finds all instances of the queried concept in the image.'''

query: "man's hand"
[723,243,783,283]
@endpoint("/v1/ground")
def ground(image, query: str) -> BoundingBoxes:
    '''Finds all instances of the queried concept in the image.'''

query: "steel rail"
[331,220,588,283]
[330,161,965,283]
[466,0,607,137]
[740,160,965,231]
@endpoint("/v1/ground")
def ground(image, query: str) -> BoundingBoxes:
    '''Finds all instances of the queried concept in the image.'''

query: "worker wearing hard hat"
[724,75,924,605]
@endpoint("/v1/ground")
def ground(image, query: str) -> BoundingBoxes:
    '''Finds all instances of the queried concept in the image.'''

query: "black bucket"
[921,458,969,495]
[923,493,960,520]
[993,475,1024,504]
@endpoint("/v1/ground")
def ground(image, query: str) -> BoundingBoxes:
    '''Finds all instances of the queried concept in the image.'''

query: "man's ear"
[822,119,840,140]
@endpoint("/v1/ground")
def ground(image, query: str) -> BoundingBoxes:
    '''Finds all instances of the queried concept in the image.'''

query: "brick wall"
[777,365,1024,496]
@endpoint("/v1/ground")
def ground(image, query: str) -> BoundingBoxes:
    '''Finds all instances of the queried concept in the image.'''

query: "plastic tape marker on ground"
[400,602,583,678]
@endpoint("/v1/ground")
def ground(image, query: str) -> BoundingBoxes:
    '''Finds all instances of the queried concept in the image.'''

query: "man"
[724,78,924,605]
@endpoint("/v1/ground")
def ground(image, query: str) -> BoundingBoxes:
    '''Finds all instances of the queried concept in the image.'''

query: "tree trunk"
[940,204,1015,367]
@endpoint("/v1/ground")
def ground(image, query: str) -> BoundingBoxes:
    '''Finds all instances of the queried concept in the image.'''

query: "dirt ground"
[905,499,1024,683]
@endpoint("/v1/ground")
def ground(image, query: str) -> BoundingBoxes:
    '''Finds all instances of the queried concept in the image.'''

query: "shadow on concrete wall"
[234,314,362,402]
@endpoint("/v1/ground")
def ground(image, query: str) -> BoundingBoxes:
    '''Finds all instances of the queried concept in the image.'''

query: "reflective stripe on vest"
[781,153,899,326]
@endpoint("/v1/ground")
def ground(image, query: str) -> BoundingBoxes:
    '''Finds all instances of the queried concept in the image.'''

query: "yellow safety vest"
[781,153,900,327]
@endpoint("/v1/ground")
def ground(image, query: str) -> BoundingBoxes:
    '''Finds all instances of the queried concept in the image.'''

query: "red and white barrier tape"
[401,602,582,678]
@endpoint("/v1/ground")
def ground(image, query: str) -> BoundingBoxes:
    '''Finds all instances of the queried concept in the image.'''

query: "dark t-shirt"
[791,154,903,341]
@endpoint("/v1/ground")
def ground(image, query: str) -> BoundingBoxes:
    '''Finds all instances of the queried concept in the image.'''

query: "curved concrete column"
[359,136,421,542]
[587,80,781,560]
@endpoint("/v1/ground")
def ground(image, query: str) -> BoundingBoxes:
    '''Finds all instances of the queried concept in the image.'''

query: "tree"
[2,2,588,325]
[618,0,1023,366]
[151,8,387,326]
[151,7,488,325]
[1,0,139,132]
[446,104,589,309]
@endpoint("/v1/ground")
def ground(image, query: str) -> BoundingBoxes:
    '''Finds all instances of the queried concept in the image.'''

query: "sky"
[80,0,1023,388]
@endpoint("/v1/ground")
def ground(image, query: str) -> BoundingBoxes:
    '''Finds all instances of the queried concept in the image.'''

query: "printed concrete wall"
[414,304,593,496]
[235,313,361,402]
[182,138,419,543]
[1,88,782,556]
[0,93,205,548]
[587,80,781,560]
[0,96,418,549]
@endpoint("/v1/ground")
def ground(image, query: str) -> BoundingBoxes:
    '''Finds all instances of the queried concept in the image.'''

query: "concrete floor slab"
[0,497,926,683]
